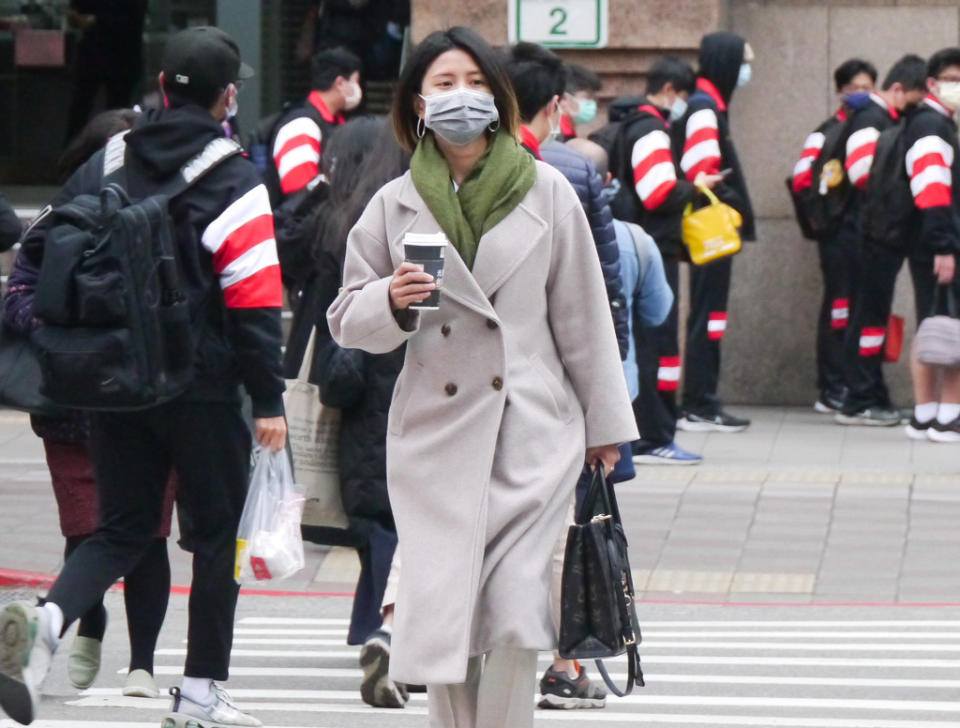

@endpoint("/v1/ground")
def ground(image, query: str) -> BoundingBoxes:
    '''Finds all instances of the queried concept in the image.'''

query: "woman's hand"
[255,416,287,453]
[585,444,621,476]
[389,262,436,311]
[694,171,724,189]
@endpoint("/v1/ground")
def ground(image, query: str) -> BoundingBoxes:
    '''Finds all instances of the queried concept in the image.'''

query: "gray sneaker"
[0,601,56,725]
[161,685,262,728]
[835,407,901,426]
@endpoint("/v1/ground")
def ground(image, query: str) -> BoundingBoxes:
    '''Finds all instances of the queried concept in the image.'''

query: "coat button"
[486,319,498,330]
[441,324,451,337]
[445,382,458,396]
[491,377,503,391]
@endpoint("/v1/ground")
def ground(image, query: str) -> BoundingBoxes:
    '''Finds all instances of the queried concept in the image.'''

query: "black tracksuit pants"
[683,255,733,415]
[45,399,251,680]
[815,234,860,400]
[842,244,939,414]
[633,256,681,452]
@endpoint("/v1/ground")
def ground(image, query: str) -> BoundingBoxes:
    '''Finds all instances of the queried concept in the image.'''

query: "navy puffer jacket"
[540,141,629,358]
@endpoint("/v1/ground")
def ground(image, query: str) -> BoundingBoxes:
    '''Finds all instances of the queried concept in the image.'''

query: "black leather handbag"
[558,465,644,696]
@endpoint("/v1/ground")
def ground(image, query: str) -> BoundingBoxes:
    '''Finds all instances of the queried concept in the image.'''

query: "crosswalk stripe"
[129,668,960,689]
[238,618,351,625]
[10,719,960,728]
[67,692,960,713]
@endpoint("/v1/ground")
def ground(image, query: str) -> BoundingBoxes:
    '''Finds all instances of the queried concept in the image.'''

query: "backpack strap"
[103,134,243,199]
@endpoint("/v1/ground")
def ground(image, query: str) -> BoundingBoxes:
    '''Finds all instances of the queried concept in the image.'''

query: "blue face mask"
[737,63,752,88]
[606,178,622,200]
[843,91,871,111]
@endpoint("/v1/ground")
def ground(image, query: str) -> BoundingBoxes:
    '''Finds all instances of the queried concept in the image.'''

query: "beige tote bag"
[284,329,349,530]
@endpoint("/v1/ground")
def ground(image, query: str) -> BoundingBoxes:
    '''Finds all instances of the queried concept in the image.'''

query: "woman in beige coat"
[327,27,638,728]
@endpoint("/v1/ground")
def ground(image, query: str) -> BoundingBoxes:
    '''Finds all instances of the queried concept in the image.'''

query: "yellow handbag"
[681,184,743,265]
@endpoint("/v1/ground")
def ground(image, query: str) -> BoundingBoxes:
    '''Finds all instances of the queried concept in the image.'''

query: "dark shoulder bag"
[559,465,644,697]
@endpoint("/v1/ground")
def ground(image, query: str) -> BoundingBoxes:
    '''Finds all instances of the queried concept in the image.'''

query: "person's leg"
[358,525,406,708]
[63,536,107,641]
[682,256,737,420]
[633,257,681,451]
[167,401,251,684]
[124,538,170,675]
[64,49,102,146]
[476,648,538,728]
[427,654,482,728]
[840,245,902,419]
[45,411,169,630]
[816,236,850,407]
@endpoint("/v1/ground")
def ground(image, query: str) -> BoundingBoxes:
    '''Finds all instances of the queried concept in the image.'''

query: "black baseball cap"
[162,26,254,105]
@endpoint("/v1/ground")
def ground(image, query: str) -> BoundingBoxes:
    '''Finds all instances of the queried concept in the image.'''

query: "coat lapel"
[393,175,495,319]
[470,202,548,298]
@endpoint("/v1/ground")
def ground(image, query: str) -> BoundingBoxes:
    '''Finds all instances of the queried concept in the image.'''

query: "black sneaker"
[927,417,960,443]
[359,630,407,709]
[538,663,606,709]
[905,417,935,441]
[835,406,901,426]
[677,410,750,433]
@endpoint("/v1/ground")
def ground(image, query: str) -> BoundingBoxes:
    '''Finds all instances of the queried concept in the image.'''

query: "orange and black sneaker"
[537,661,606,709]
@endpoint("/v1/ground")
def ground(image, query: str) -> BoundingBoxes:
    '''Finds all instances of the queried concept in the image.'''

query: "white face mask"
[225,84,238,118]
[421,87,499,146]
[668,96,688,122]
[737,63,752,88]
[343,81,363,111]
[937,81,960,112]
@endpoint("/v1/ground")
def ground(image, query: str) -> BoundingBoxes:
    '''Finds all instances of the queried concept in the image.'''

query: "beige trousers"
[427,647,539,728]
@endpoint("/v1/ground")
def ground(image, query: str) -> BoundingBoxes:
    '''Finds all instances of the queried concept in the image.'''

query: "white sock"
[937,403,960,425]
[41,602,63,647]
[915,402,938,423]
[378,623,392,635]
[181,677,214,705]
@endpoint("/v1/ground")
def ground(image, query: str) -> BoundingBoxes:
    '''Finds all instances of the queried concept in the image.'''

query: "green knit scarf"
[410,129,536,270]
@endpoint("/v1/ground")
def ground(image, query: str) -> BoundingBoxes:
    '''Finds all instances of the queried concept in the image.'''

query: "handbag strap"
[296,328,318,382]
[595,643,645,697]
[935,284,960,319]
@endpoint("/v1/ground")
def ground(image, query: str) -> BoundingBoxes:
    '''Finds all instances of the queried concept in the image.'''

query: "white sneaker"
[161,685,262,728]
[0,601,56,725]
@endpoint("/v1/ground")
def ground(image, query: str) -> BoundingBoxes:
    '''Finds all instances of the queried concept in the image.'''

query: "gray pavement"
[1,405,960,727]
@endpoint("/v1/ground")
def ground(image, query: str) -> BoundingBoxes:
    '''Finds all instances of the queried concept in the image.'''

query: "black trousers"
[65,49,140,146]
[842,245,943,414]
[816,234,859,399]
[683,255,733,415]
[633,256,681,451]
[45,399,251,680]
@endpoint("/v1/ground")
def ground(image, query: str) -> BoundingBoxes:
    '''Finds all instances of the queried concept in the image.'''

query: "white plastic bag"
[235,448,306,584]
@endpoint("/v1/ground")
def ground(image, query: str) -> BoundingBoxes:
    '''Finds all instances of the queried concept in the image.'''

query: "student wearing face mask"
[603,57,721,464]
[889,48,960,442]
[671,32,756,433]
[327,27,637,728]
[836,55,929,427]
[268,47,363,203]
[506,43,629,360]
[559,63,602,141]
[790,58,877,414]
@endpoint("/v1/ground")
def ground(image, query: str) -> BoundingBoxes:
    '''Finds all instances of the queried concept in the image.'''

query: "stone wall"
[409,0,960,405]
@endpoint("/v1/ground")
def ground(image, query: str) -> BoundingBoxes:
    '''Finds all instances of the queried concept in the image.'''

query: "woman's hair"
[391,26,520,153]
[320,115,411,264]
[58,109,139,183]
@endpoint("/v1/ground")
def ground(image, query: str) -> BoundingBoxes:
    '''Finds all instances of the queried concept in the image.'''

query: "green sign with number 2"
[509,0,609,49]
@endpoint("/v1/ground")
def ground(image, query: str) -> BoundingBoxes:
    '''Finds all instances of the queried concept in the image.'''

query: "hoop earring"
[488,119,500,133]
[416,117,425,139]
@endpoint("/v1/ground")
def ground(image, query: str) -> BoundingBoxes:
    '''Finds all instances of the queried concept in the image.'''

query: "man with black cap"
[0,27,284,728]
[670,31,756,432]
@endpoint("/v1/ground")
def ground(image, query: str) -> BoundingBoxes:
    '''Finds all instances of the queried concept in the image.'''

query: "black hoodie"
[671,31,756,241]
[22,105,286,416]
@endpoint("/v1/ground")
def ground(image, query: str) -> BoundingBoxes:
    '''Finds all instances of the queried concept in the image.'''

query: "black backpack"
[245,102,294,206]
[597,108,658,225]
[31,133,242,411]
[860,123,914,250]
[786,116,854,240]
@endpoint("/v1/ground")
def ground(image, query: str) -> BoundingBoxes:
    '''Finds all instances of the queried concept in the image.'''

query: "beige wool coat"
[327,160,638,685]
